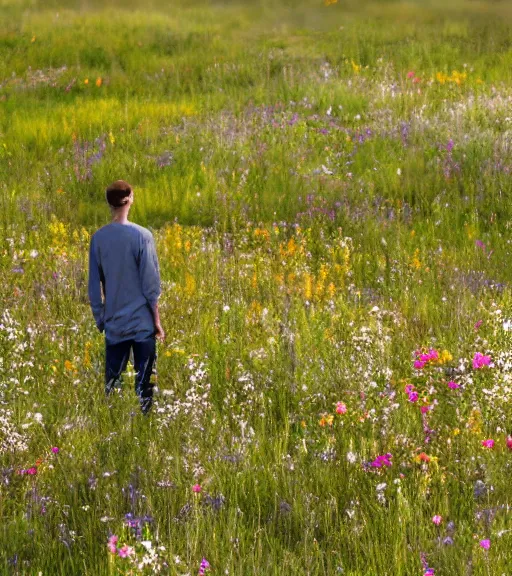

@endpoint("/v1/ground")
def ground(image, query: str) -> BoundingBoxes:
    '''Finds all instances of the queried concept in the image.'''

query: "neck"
[111,210,129,224]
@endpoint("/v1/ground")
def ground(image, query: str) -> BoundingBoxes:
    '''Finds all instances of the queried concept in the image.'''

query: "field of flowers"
[3,0,512,574]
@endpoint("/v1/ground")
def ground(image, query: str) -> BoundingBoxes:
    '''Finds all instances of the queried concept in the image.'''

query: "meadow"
[3,0,512,573]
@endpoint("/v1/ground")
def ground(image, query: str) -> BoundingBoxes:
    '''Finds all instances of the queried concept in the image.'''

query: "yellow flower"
[31,36,36,43]
[95,77,102,87]
[64,360,75,371]
[351,60,361,74]
[84,78,89,85]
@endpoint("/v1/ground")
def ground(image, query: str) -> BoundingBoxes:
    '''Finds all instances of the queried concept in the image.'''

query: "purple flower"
[480,539,490,550]
[473,352,493,370]
[199,557,211,575]
[371,453,392,468]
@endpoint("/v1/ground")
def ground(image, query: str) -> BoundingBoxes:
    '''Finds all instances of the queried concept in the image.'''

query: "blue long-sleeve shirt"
[88,222,161,343]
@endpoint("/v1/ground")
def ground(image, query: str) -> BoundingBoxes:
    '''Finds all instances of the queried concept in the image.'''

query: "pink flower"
[408,391,419,403]
[432,515,442,525]
[336,402,347,415]
[117,544,134,558]
[199,557,211,575]
[192,484,202,493]
[474,320,483,331]
[481,439,495,449]
[447,381,459,389]
[26,467,37,475]
[479,539,490,550]
[424,570,435,576]
[414,360,426,370]
[371,453,392,468]
[506,436,512,450]
[405,384,414,394]
[51,447,59,454]
[420,405,431,414]
[107,535,118,554]
[407,70,415,79]
[473,352,492,370]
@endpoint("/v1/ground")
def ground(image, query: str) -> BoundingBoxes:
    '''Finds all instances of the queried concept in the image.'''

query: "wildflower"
[107,535,118,554]
[447,381,460,389]
[117,544,134,558]
[414,360,426,370]
[481,439,494,449]
[407,71,415,79]
[432,515,442,525]
[192,484,202,493]
[424,569,435,576]
[335,402,347,415]
[408,391,419,403]
[51,447,59,454]
[84,78,89,85]
[371,453,392,468]
[414,452,430,464]
[472,352,492,370]
[96,77,102,87]
[319,414,334,427]
[420,405,431,414]
[199,557,211,575]
[479,539,491,550]
[506,436,512,450]
[26,467,37,475]
[443,536,454,545]
[474,320,483,331]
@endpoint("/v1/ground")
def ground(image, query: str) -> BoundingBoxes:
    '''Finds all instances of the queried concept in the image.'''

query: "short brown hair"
[106,180,132,208]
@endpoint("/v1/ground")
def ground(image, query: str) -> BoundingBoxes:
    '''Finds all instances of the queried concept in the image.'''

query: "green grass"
[2,0,512,574]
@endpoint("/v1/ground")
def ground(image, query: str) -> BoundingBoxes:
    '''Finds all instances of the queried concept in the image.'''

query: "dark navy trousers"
[105,336,157,414]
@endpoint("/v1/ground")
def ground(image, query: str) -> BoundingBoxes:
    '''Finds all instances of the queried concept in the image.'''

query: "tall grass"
[2,0,512,574]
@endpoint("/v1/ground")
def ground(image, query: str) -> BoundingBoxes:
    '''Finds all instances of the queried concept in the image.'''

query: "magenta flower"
[408,391,419,403]
[420,405,431,414]
[479,539,491,550]
[51,447,59,454]
[424,569,435,576]
[336,402,347,415]
[107,535,118,554]
[474,320,483,331]
[481,439,495,449]
[407,70,415,79]
[117,544,134,558]
[473,352,492,370]
[432,515,442,525]
[447,381,459,389]
[26,467,37,475]
[199,557,211,575]
[192,484,202,493]
[414,360,426,370]
[507,436,512,450]
[371,453,392,468]
[405,384,414,394]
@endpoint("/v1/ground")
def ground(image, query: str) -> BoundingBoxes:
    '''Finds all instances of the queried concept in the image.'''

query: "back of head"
[106,180,132,208]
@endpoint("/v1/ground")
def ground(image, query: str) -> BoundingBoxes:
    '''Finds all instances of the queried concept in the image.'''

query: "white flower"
[376,483,387,491]
[30,250,39,258]
[347,451,357,463]
[141,541,152,551]
[223,305,230,312]
[397,168,401,176]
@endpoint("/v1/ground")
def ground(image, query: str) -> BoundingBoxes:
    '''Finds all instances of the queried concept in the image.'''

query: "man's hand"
[155,323,165,342]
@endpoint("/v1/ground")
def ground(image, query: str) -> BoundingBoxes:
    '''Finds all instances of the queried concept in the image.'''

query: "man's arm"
[140,233,165,340]
[88,236,105,333]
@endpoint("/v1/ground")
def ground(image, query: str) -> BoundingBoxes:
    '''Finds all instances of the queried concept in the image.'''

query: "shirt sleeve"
[88,235,105,332]
[139,232,161,309]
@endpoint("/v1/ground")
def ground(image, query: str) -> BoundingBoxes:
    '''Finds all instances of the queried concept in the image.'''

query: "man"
[88,180,165,414]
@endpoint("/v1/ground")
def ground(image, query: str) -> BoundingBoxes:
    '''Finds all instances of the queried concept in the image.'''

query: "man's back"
[88,222,161,344]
